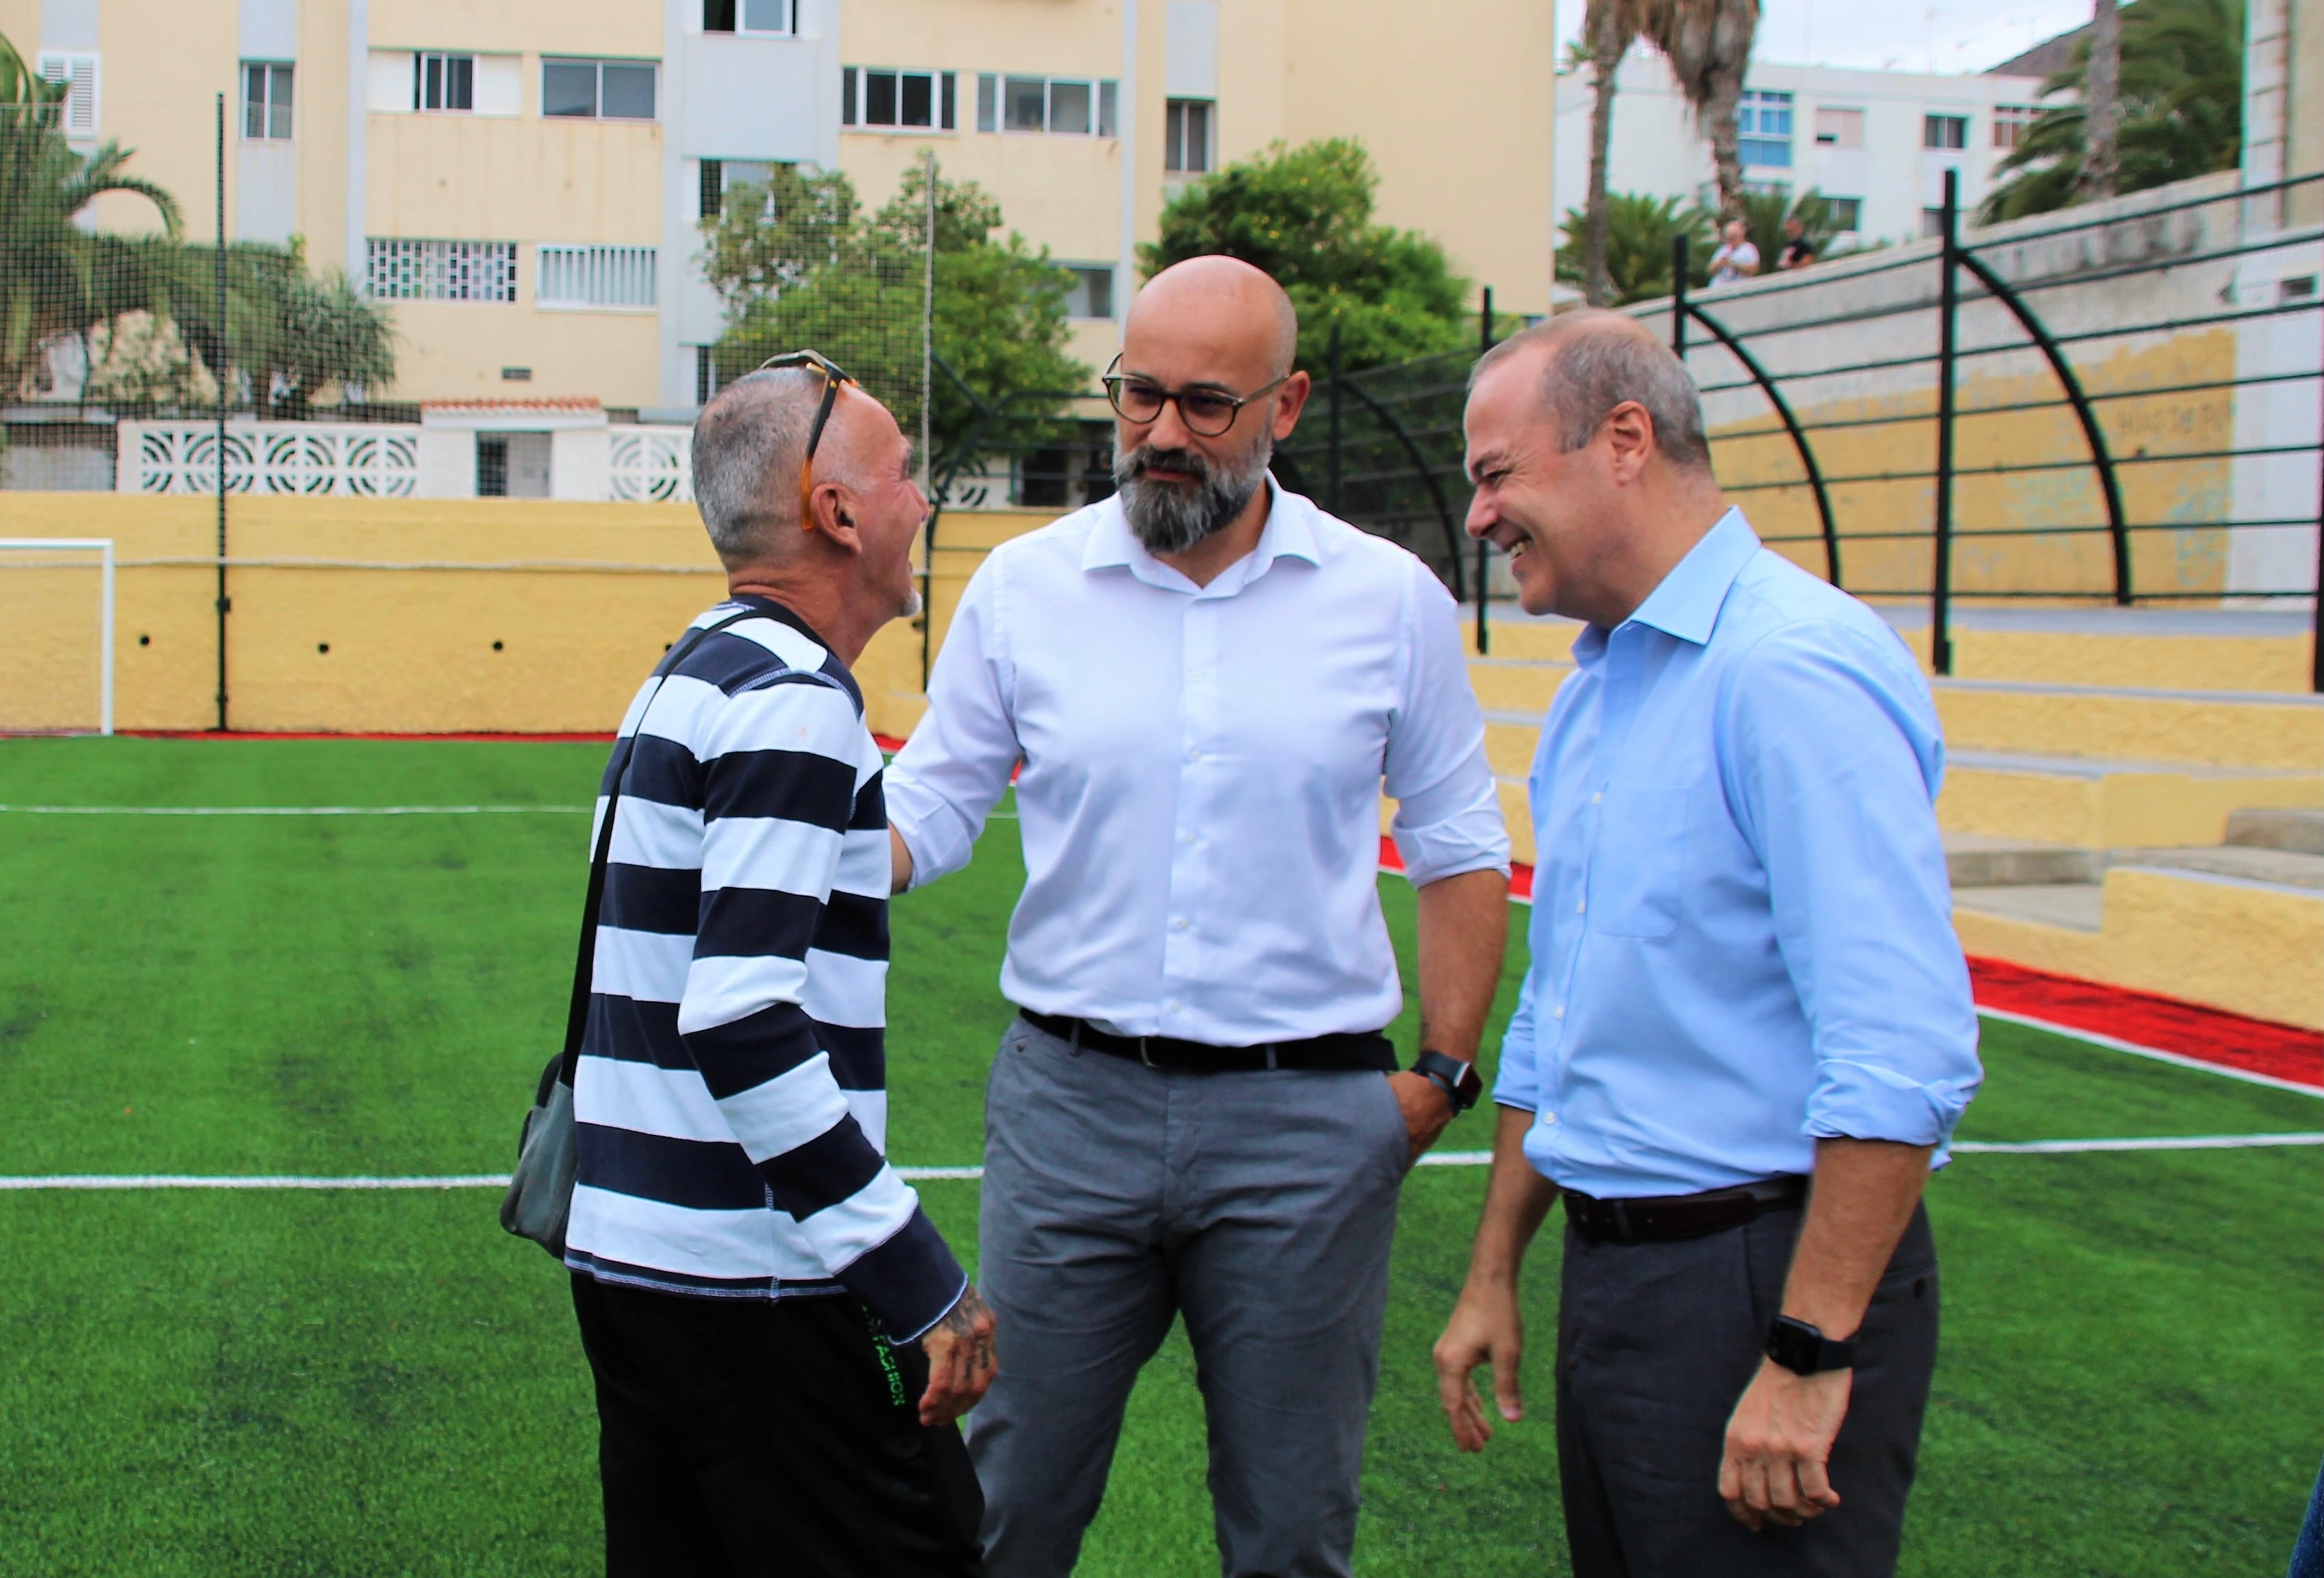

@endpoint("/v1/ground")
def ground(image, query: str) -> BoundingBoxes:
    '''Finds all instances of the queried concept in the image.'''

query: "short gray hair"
[1471,313,1713,473]
[690,368,820,566]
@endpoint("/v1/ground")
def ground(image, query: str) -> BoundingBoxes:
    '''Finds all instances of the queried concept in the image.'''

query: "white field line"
[0,805,590,816]
[1973,1005,2324,1099]
[2,1136,2318,1190]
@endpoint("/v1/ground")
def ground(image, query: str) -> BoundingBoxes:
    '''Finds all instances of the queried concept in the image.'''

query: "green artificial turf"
[0,736,2316,1577]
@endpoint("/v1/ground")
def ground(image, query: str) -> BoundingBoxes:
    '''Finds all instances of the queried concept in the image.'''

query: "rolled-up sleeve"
[1719,622,1982,1150]
[1384,561,1512,885]
[886,554,1019,890]
[1492,969,1542,1113]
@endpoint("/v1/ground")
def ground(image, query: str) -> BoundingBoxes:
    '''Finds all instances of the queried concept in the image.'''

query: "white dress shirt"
[886,479,1510,1047]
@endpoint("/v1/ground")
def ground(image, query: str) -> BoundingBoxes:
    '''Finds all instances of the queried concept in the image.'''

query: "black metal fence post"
[1325,324,1343,516]
[1476,287,1494,655]
[1931,169,1960,677]
[2312,388,2323,692]
[212,92,229,731]
[1671,237,1688,356]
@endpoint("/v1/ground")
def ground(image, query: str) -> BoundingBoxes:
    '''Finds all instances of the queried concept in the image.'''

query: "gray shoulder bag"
[501,608,766,1258]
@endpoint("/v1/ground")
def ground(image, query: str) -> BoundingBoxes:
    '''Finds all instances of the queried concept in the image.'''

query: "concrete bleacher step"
[1934,677,2324,771]
[1939,749,2323,850]
[2229,807,2324,855]
[1942,833,2101,887]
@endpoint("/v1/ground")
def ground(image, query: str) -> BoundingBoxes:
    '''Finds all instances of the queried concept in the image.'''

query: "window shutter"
[976,74,996,133]
[37,51,99,136]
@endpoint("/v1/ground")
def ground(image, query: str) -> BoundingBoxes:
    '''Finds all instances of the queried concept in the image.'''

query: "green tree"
[1555,192,1714,306]
[701,161,1087,462]
[1138,138,1473,370]
[1979,0,2242,223]
[173,241,397,412]
[1637,0,1761,220]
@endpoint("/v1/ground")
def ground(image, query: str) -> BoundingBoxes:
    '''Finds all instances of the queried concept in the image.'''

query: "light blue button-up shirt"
[1496,508,1982,1198]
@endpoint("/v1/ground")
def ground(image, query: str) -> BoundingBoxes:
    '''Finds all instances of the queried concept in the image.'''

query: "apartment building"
[1551,47,2054,247]
[6,0,1555,416]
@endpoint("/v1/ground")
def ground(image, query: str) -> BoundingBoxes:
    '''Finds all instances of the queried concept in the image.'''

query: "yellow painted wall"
[1717,331,2238,601]
[0,493,1055,740]
[366,114,664,245]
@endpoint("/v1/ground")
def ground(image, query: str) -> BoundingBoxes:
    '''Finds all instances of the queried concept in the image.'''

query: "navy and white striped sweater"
[564,597,966,1342]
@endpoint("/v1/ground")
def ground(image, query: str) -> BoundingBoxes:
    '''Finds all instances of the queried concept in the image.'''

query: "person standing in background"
[1710,218,1761,286]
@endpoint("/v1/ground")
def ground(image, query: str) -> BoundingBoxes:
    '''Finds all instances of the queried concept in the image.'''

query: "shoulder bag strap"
[557,605,771,1086]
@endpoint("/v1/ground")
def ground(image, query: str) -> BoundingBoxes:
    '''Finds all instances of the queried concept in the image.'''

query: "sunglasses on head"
[753,349,858,523]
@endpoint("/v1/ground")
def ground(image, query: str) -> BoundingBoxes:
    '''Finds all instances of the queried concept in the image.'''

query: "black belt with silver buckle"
[1018,1010,1397,1074]
[1562,1176,1810,1244]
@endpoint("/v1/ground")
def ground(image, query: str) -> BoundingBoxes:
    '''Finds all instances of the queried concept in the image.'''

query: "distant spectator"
[1708,219,1760,287]
[1779,215,1817,271]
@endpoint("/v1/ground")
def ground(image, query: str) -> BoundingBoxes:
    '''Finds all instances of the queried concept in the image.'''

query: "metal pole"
[213,91,229,731]
[1476,286,1494,655]
[2312,376,2323,693]
[99,539,115,736]
[1671,236,1688,357]
[1932,168,1960,677]
[918,149,937,692]
[1326,323,1342,514]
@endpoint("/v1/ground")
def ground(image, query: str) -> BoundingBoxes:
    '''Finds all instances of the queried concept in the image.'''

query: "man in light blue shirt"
[1432,310,1982,1578]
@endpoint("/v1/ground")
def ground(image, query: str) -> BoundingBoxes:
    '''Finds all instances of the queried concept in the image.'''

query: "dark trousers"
[571,1273,986,1578]
[1555,1202,1940,1578]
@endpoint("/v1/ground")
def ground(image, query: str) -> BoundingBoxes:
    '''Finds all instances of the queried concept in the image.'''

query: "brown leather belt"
[1562,1175,1810,1244]
[1019,1010,1397,1074]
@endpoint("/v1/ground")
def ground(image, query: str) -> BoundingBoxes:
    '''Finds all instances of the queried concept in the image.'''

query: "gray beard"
[1113,436,1272,555]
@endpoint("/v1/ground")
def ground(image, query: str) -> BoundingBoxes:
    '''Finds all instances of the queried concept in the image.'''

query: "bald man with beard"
[885,257,1512,1577]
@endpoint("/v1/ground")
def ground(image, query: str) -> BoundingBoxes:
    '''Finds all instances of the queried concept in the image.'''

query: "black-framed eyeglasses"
[753,349,857,519]
[1101,353,1292,438]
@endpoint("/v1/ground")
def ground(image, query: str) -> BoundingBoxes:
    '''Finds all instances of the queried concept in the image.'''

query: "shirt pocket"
[1586,784,1690,940]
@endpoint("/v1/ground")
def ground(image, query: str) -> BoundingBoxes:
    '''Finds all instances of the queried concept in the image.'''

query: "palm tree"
[1579,0,1647,305]
[1,32,184,403]
[1556,192,1714,305]
[2079,0,2122,201]
[1637,0,1761,221]
[1980,0,2242,223]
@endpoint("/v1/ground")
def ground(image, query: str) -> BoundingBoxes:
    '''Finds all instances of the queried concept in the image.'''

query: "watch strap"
[1411,1050,1482,1112]
[1766,1315,1856,1375]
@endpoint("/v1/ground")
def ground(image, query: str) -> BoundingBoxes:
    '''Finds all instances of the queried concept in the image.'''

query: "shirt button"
[1172,917,1189,931]
[1553,1005,1566,1019]
[1575,899,1587,914]
[1182,831,1197,847]
[1591,792,1603,805]
[1187,747,1201,762]
[1166,999,1182,1013]
[1542,1111,1558,1125]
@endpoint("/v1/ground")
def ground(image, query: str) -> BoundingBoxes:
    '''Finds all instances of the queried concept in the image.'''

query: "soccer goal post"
[0,538,115,736]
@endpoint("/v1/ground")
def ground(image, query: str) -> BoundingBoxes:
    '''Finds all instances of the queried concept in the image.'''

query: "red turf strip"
[1377,838,2321,1090]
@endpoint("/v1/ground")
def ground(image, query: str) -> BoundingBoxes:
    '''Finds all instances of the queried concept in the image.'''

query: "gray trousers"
[967,1014,1410,1578]
[1556,1200,1940,1578]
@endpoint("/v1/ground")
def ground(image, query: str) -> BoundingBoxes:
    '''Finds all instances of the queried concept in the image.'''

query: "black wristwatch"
[1766,1316,1856,1376]
[1411,1050,1483,1113]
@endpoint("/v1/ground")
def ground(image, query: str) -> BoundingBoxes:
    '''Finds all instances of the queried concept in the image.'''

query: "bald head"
[1471,309,1711,473]
[1127,256,1299,378]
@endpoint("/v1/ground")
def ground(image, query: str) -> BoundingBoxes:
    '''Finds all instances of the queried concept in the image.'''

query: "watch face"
[1767,1319,1821,1375]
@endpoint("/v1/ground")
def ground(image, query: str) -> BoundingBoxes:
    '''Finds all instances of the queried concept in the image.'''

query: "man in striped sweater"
[564,362,995,1578]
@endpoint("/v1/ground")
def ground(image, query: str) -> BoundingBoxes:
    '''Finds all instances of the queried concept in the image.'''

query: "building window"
[1921,208,1948,239]
[242,61,293,140]
[1923,114,1968,151]
[36,51,101,136]
[841,68,957,130]
[1737,90,1792,168]
[977,74,1118,135]
[1164,99,1211,173]
[699,160,779,219]
[537,245,658,309]
[365,238,518,301]
[1992,105,2039,149]
[703,0,796,34]
[1061,265,1114,319]
[415,52,473,111]
[545,59,658,121]
[1822,197,1862,231]
[1813,107,1862,148]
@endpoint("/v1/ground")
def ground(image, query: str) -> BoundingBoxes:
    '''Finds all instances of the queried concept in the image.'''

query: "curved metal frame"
[1951,247,2132,605]
[1320,376,1469,603]
[1672,237,1842,586]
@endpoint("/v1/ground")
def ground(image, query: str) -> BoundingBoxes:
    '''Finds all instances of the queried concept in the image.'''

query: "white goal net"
[0,539,114,736]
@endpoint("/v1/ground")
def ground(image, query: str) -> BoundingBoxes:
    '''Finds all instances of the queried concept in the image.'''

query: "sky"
[1552,0,2099,77]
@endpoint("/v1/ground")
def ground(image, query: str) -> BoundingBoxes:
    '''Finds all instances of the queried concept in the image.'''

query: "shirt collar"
[1082,473,1321,588]
[1621,507,1760,647]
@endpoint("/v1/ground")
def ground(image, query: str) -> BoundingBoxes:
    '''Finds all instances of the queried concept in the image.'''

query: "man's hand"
[916,1284,997,1427]
[1433,1278,1525,1452]
[1388,1070,1455,1165]
[888,826,915,896]
[1719,1358,1850,1529]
